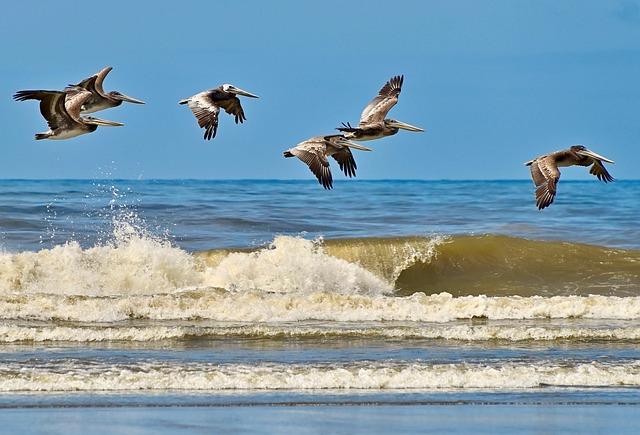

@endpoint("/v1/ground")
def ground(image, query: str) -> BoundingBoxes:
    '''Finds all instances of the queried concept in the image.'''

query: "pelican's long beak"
[576,148,614,164]
[230,87,259,98]
[343,140,373,151]
[387,120,424,132]
[83,117,125,127]
[117,93,146,104]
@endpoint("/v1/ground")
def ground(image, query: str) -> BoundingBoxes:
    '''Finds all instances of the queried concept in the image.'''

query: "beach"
[0,180,637,432]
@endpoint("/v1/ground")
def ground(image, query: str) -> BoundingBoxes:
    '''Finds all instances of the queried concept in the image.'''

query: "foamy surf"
[2,231,639,298]
[1,360,639,392]
[1,291,639,323]
[0,235,391,296]
[1,232,639,343]
[1,321,640,343]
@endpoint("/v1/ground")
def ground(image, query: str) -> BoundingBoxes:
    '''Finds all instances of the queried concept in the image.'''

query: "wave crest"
[1,232,638,298]
[0,234,391,296]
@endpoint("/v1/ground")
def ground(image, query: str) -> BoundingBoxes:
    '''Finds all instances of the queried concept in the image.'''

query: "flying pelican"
[283,135,372,189]
[179,84,259,140]
[337,75,423,141]
[65,66,145,113]
[525,145,614,210]
[13,88,123,140]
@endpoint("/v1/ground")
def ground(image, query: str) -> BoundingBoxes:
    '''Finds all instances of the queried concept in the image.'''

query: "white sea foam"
[1,233,638,327]
[1,322,639,342]
[201,236,391,295]
[1,360,638,392]
[0,224,200,296]
[1,291,639,323]
[0,235,390,296]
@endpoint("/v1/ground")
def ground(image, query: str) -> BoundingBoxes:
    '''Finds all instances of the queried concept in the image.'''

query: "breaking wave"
[1,291,640,323]
[0,229,638,337]
[1,360,639,392]
[1,321,640,343]
[2,232,639,298]
[0,231,391,296]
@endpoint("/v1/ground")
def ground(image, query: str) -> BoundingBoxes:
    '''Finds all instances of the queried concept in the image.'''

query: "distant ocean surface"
[0,180,639,414]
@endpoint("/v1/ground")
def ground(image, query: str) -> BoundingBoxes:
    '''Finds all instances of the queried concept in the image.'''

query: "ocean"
[0,179,639,433]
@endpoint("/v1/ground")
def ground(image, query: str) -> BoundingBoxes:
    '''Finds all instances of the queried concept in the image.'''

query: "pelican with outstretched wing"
[13,88,123,140]
[337,75,423,141]
[179,84,259,140]
[283,135,372,189]
[65,66,145,114]
[525,145,614,210]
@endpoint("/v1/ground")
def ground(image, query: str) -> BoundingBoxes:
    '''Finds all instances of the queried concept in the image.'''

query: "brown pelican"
[13,88,123,140]
[337,75,423,141]
[65,66,145,114]
[179,84,259,140]
[525,145,614,210]
[283,135,372,189]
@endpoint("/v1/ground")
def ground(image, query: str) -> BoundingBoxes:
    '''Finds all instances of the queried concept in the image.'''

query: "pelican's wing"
[65,76,97,111]
[67,66,112,98]
[288,141,333,189]
[529,156,560,210]
[217,97,246,124]
[13,90,72,130]
[359,75,403,125]
[331,147,357,178]
[183,93,220,140]
[589,160,614,183]
[64,89,92,123]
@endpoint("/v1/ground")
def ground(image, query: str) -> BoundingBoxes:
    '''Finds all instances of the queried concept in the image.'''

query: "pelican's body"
[13,88,124,140]
[525,145,614,209]
[179,84,259,140]
[283,135,372,189]
[65,66,145,114]
[337,75,423,141]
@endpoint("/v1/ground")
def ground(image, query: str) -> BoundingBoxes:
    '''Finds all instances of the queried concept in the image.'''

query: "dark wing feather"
[13,90,70,130]
[336,122,358,133]
[529,156,560,210]
[289,144,333,189]
[217,97,246,124]
[589,160,614,182]
[331,147,357,178]
[186,94,220,140]
[359,75,404,125]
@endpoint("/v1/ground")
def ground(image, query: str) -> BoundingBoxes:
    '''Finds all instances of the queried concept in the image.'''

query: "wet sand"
[1,404,638,434]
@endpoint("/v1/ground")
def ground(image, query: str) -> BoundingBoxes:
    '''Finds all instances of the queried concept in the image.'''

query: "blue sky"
[0,0,638,179]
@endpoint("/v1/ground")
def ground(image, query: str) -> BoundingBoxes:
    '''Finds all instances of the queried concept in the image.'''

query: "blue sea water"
[0,179,638,433]
[0,179,638,251]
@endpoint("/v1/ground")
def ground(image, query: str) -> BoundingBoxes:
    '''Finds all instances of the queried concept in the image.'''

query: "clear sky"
[1,0,639,179]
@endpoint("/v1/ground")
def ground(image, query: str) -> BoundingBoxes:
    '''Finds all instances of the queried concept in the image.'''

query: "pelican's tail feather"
[336,122,357,133]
